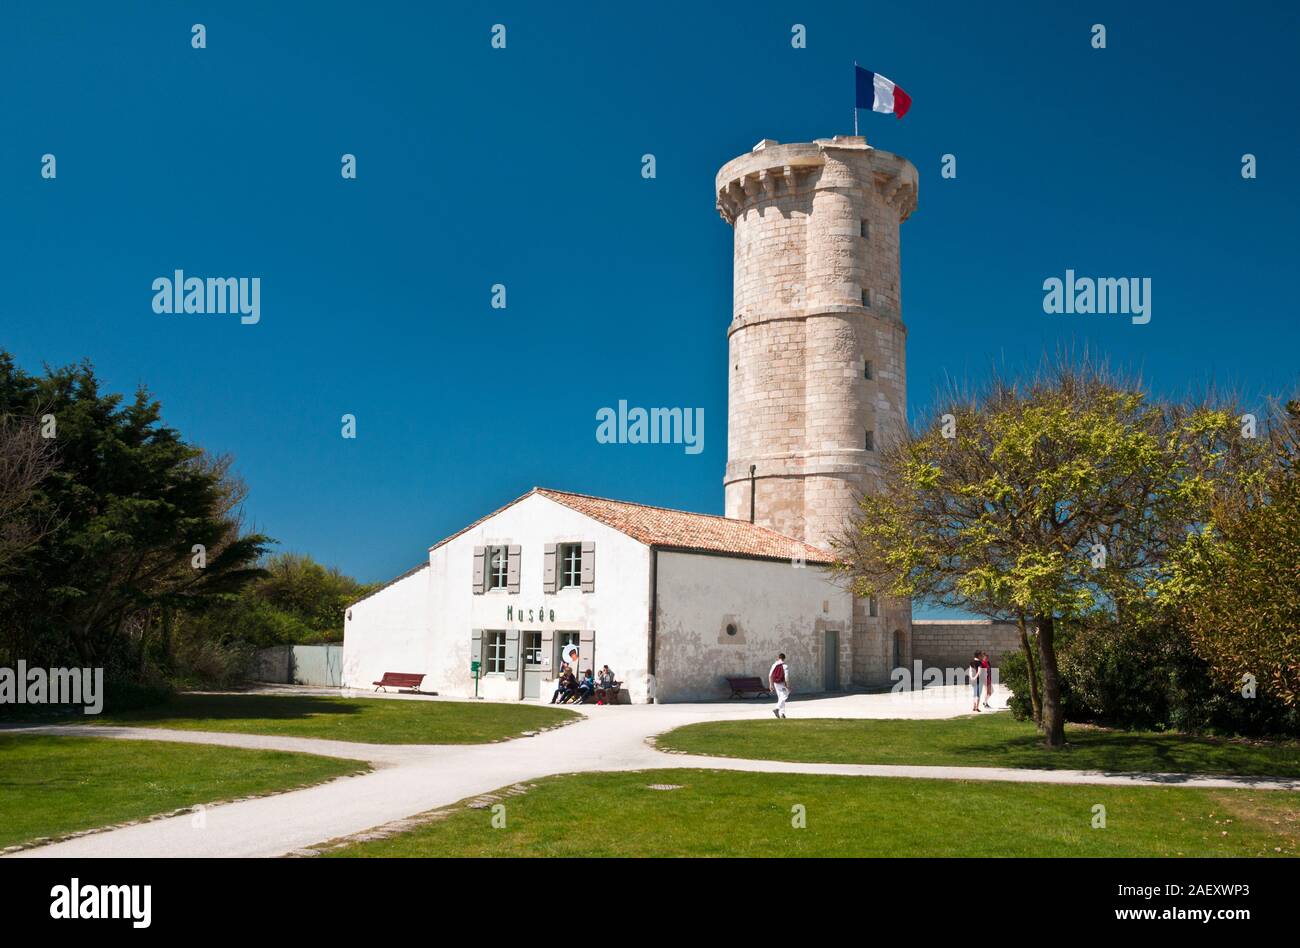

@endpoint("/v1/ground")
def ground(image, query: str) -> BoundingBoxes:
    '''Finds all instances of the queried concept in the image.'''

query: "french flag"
[855,65,912,119]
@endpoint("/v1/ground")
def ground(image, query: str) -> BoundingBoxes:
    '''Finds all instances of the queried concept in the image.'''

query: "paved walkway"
[7,686,1298,858]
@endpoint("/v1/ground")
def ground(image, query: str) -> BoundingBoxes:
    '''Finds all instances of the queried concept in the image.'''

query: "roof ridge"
[537,486,805,537]
[536,487,834,558]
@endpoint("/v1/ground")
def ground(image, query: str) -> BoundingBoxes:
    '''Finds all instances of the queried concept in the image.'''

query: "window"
[860,220,869,239]
[559,542,582,589]
[486,630,506,674]
[861,288,871,308]
[864,359,874,380]
[869,596,879,618]
[488,546,508,590]
[725,623,737,637]
[523,631,542,666]
[865,429,875,451]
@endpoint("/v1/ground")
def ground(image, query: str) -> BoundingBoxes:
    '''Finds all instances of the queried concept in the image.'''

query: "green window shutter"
[578,629,595,672]
[470,629,483,667]
[472,546,486,594]
[543,543,558,593]
[580,541,595,593]
[505,629,520,681]
[506,545,521,594]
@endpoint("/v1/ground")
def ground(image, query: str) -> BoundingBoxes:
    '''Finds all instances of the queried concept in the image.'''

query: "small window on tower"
[865,430,875,451]
[864,359,874,380]
[860,220,870,239]
[869,596,879,618]
[861,289,871,308]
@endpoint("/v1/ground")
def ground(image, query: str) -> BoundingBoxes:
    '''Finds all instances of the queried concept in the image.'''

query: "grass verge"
[0,733,365,850]
[324,768,1300,857]
[80,693,577,744]
[655,715,1300,778]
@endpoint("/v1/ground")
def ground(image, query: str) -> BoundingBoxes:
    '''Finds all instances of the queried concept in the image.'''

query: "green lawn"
[82,693,577,744]
[655,715,1300,778]
[326,768,1300,857]
[0,734,364,850]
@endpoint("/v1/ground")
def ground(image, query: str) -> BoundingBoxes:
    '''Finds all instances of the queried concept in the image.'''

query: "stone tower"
[716,135,918,686]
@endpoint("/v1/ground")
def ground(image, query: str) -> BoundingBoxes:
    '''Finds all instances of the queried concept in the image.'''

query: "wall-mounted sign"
[506,605,555,624]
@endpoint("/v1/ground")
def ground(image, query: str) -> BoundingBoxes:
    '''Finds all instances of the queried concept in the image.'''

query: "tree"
[0,411,57,576]
[834,358,1250,747]
[180,552,377,650]
[0,352,271,674]
[1163,400,1300,706]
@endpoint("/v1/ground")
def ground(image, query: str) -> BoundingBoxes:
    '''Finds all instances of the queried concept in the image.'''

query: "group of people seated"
[549,663,620,705]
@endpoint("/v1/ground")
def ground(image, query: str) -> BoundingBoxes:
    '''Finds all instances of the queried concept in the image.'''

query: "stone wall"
[653,552,855,701]
[910,619,1022,671]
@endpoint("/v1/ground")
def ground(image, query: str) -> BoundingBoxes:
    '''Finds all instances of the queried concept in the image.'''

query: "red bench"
[373,672,426,693]
[726,676,771,699]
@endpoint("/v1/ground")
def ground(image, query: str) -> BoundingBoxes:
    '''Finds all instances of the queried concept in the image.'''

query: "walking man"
[769,652,790,719]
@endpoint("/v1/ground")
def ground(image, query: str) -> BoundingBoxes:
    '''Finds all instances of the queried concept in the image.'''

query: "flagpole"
[853,60,859,136]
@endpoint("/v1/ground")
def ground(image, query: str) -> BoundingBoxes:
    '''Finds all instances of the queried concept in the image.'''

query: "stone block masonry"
[911,620,1023,672]
[717,135,918,688]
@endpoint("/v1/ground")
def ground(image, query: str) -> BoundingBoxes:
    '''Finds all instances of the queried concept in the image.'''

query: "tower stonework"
[716,136,917,687]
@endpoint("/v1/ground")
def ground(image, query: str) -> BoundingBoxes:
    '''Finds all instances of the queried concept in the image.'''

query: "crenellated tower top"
[715,136,918,227]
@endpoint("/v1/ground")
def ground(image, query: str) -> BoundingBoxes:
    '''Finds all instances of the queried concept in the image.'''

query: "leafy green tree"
[835,360,1252,747]
[1163,401,1300,706]
[0,352,271,675]
[182,552,376,649]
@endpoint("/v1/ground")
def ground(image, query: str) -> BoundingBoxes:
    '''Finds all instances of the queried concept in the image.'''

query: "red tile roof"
[426,487,834,564]
[538,489,834,563]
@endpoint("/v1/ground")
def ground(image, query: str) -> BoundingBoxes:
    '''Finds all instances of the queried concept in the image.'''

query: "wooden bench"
[373,672,426,693]
[726,676,771,699]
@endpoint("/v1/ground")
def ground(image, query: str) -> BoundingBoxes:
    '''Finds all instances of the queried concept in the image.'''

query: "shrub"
[101,675,175,713]
[1004,617,1299,737]
[169,627,255,689]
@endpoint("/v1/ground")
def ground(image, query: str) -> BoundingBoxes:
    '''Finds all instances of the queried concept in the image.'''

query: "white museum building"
[340,487,854,703]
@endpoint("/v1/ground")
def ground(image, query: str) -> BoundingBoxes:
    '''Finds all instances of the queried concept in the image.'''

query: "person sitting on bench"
[596,665,620,705]
[575,668,595,704]
[550,664,576,704]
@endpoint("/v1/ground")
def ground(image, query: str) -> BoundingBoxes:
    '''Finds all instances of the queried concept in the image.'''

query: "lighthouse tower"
[716,135,918,686]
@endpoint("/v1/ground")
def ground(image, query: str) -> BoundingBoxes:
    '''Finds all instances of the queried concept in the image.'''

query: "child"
[576,668,595,704]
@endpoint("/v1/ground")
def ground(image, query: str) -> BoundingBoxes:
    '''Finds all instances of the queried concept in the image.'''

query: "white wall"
[342,494,654,702]
[653,551,854,701]
[341,565,432,691]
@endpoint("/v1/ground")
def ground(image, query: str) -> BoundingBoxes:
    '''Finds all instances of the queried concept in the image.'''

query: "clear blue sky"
[3,1,1297,587]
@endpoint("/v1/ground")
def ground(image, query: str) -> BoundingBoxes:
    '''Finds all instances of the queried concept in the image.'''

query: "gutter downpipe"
[648,545,659,704]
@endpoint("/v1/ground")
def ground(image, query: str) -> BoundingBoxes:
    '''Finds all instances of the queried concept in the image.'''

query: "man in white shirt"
[769,653,790,719]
